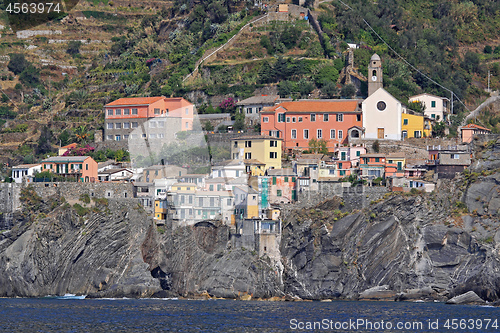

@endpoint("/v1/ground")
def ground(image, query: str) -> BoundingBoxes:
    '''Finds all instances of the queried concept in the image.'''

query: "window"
[403,119,408,125]
[116,109,122,115]
[107,123,113,129]
[311,113,316,122]
[292,117,296,123]
[115,123,122,129]
[414,131,422,138]
[270,152,277,159]
[336,114,343,122]
[357,114,361,121]
[278,113,285,122]
[149,134,156,139]
[185,108,189,115]
[277,190,282,197]
[270,140,278,147]
[107,135,113,140]
[154,108,160,115]
[330,129,335,139]
[286,117,290,123]
[375,158,380,162]
[298,117,303,122]
[123,122,130,129]
[115,135,121,141]
[86,164,88,170]
[431,101,436,108]
[304,129,309,139]
[209,185,214,191]
[431,114,436,119]
[185,122,189,129]
[245,141,252,147]
[324,113,329,122]
[247,107,252,114]
[338,163,342,169]
[132,122,138,128]
[142,134,147,138]
[245,152,252,159]
[452,154,460,159]
[341,152,346,160]
[263,117,269,123]
[317,129,322,139]
[158,133,164,138]
[150,121,156,128]
[291,129,297,139]
[124,134,129,140]
[124,109,130,115]
[356,151,361,157]
[132,108,138,115]
[107,109,113,116]
[340,170,346,176]
[338,130,343,139]
[158,121,165,128]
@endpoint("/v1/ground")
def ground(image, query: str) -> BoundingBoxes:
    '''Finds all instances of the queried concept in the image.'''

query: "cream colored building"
[408,93,449,122]
[362,88,402,140]
[231,135,282,172]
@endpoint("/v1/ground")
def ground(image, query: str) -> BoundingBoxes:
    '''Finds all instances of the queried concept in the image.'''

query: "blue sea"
[0,298,499,332]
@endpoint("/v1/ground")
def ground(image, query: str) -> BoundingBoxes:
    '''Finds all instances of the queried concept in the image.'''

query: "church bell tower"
[368,53,383,96]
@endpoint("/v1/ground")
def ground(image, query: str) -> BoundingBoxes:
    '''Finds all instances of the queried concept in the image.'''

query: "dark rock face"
[0,200,161,298]
[446,291,486,305]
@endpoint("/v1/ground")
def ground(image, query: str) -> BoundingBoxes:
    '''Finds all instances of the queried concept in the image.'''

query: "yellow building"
[170,182,196,193]
[401,113,432,139]
[154,198,168,222]
[231,135,282,174]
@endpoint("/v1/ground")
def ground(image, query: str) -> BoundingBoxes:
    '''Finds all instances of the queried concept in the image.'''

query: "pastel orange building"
[41,156,98,182]
[104,96,194,142]
[260,100,363,152]
[461,123,491,143]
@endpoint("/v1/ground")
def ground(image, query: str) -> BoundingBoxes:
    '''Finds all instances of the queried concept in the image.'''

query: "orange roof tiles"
[105,97,164,107]
[262,100,361,113]
[462,123,491,131]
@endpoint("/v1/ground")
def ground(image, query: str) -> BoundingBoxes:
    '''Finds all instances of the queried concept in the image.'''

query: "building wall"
[402,113,431,138]
[409,94,448,122]
[30,182,136,201]
[261,109,362,151]
[231,138,282,170]
[362,88,402,140]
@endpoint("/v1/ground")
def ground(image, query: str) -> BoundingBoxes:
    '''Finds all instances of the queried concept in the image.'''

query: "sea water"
[0,298,499,332]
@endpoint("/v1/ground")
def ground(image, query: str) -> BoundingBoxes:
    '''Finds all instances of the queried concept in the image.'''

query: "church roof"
[371,53,381,61]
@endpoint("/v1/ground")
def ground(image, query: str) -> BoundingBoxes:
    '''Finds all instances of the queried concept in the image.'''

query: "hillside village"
[5,52,497,258]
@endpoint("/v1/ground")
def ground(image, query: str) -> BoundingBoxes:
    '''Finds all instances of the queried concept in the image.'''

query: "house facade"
[104,96,194,141]
[11,164,42,183]
[41,156,98,182]
[460,123,491,143]
[231,135,282,172]
[236,95,280,126]
[427,145,471,179]
[261,100,363,152]
[401,112,432,139]
[359,154,386,178]
[362,88,402,140]
[408,93,449,122]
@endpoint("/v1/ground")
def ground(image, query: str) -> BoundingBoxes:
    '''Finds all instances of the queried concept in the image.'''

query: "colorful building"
[234,186,259,220]
[385,153,406,177]
[401,112,432,139]
[41,156,98,182]
[266,169,297,204]
[359,154,386,178]
[104,96,194,141]
[460,123,491,143]
[261,100,363,152]
[231,135,282,172]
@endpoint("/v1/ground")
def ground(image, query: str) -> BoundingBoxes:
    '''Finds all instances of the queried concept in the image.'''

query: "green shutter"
[273,177,276,185]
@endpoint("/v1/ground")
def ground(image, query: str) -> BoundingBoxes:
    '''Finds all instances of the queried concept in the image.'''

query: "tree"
[340,84,356,99]
[484,45,493,54]
[149,81,161,96]
[313,65,339,87]
[234,111,245,131]
[432,121,446,138]
[278,80,295,98]
[7,54,28,75]
[202,121,214,131]
[19,66,40,87]
[322,81,338,98]
[372,140,380,153]
[66,41,82,57]
[307,138,328,154]
[36,126,53,155]
[58,130,71,146]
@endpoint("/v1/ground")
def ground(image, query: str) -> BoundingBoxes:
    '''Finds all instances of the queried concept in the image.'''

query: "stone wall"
[30,182,136,202]
[0,183,21,214]
[296,182,343,207]
[342,186,389,211]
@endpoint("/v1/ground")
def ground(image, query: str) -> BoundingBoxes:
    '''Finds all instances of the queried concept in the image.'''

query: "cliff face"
[0,138,500,300]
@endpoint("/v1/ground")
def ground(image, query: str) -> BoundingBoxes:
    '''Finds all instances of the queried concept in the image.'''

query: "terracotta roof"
[105,97,164,107]
[43,156,91,163]
[262,100,361,113]
[61,143,77,149]
[462,123,491,131]
[267,168,296,176]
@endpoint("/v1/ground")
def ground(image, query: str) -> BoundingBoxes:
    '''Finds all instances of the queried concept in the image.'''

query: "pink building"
[461,123,491,143]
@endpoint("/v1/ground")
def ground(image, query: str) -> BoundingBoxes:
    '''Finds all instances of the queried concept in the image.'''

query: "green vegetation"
[73,203,89,216]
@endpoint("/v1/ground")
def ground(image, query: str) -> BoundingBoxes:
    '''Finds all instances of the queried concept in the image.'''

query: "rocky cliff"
[0,137,500,301]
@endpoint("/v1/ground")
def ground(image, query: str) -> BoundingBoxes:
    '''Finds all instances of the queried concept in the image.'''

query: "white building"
[408,93,450,122]
[11,164,42,183]
[362,88,402,140]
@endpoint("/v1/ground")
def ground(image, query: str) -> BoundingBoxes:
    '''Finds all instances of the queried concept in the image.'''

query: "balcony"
[426,159,439,166]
